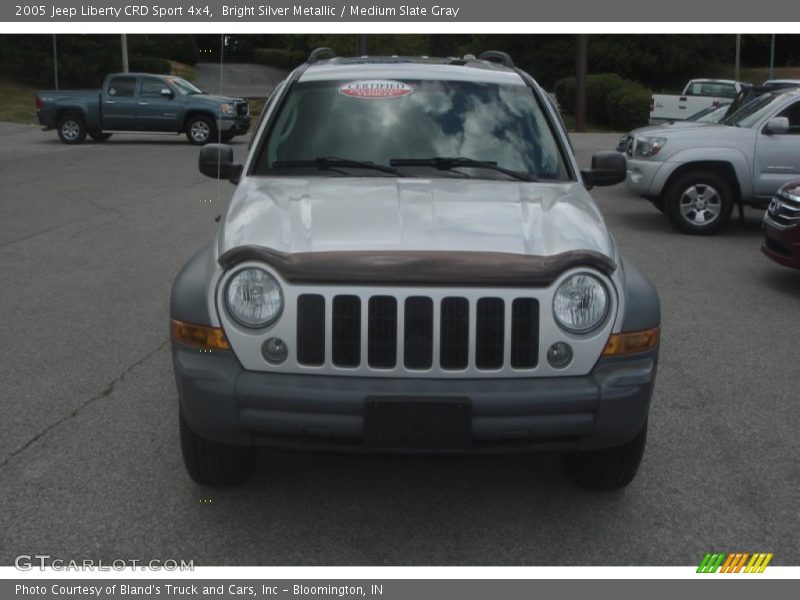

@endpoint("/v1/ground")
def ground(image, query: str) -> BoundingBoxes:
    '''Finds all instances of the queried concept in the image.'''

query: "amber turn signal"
[602,327,659,357]
[171,320,230,350]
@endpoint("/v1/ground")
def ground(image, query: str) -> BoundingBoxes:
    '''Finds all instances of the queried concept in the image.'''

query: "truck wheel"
[57,114,87,144]
[665,171,733,235]
[563,422,647,490]
[186,115,215,145]
[89,131,112,141]
[179,408,256,486]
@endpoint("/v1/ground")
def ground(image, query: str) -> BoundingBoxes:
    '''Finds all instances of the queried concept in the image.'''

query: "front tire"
[57,114,87,144]
[564,422,648,490]
[185,115,216,145]
[665,171,733,235]
[179,408,256,486]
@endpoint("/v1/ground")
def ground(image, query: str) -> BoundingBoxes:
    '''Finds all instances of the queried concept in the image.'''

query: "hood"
[646,122,739,138]
[637,123,756,157]
[218,177,615,260]
[634,121,709,136]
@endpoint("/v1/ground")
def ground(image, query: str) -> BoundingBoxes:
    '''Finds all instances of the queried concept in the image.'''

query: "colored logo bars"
[697,552,774,573]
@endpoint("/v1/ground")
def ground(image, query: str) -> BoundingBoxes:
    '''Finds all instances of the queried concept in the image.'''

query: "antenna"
[215,33,224,221]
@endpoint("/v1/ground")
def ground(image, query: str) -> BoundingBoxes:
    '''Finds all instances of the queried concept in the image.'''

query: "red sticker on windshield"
[339,80,413,99]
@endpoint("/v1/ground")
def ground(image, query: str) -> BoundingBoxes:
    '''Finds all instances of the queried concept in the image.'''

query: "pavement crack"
[0,339,169,470]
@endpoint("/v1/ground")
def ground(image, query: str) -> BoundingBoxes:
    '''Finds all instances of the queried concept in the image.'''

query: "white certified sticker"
[338,80,414,99]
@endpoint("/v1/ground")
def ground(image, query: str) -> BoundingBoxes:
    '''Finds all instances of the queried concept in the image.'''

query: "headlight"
[225,268,283,328]
[221,103,236,116]
[633,136,666,158]
[553,273,609,334]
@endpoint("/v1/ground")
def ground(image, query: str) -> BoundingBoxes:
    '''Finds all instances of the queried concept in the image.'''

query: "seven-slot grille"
[236,101,249,116]
[296,294,539,371]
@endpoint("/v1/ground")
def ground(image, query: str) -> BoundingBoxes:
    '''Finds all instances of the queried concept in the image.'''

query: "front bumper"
[762,217,800,269]
[218,115,251,135]
[625,157,669,198]
[172,343,657,454]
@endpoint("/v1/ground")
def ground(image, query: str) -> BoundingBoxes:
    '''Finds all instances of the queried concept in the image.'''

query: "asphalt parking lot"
[0,123,797,566]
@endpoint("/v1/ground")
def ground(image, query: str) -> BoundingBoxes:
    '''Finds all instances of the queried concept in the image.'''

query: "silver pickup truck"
[626,88,800,234]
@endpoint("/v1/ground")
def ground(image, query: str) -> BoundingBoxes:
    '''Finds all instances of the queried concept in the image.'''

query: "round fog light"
[262,337,288,364]
[547,342,573,368]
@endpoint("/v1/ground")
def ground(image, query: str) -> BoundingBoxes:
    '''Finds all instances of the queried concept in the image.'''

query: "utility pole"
[734,34,741,81]
[52,34,58,89]
[575,34,588,133]
[121,34,129,73]
[357,34,368,56]
[769,34,776,79]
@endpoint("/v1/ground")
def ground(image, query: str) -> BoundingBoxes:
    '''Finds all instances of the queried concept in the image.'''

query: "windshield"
[252,79,570,181]
[167,77,203,95]
[725,93,782,127]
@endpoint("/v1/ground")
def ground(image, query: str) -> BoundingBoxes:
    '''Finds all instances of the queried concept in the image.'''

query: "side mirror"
[199,144,243,184]
[582,151,626,188]
[160,88,174,98]
[764,116,790,135]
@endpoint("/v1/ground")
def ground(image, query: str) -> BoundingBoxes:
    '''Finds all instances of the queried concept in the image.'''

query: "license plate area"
[365,397,471,451]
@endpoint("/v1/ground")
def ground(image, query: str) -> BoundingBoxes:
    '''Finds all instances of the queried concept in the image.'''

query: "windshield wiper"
[273,157,404,176]
[390,157,536,182]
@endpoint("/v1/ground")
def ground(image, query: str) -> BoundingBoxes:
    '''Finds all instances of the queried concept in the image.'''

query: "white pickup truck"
[649,79,745,125]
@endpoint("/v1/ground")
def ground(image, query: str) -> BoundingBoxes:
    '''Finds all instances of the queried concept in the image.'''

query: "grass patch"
[0,79,38,124]
[169,61,198,81]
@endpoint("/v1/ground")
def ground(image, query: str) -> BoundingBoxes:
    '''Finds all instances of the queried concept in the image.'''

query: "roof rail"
[477,51,515,67]
[307,47,336,64]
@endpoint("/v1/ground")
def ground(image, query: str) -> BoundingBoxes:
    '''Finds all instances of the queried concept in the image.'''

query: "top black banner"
[3,0,800,22]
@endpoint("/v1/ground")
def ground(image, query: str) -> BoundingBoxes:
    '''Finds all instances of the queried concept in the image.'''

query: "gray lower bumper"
[217,115,251,135]
[172,344,657,454]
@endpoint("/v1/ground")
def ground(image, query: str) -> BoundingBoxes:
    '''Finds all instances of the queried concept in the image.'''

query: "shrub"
[554,76,576,114]
[554,72,652,131]
[605,82,652,130]
[585,73,627,123]
[253,48,307,70]
[129,35,198,66]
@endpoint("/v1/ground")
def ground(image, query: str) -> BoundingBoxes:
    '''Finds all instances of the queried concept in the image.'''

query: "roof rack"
[307,47,336,64]
[477,51,515,67]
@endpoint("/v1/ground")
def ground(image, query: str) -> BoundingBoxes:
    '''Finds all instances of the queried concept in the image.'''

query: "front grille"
[440,297,469,370]
[296,294,325,366]
[510,298,540,368]
[404,297,433,369]
[297,294,539,372]
[236,102,249,116]
[367,296,397,368]
[766,193,800,228]
[332,295,360,367]
[475,298,505,369]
